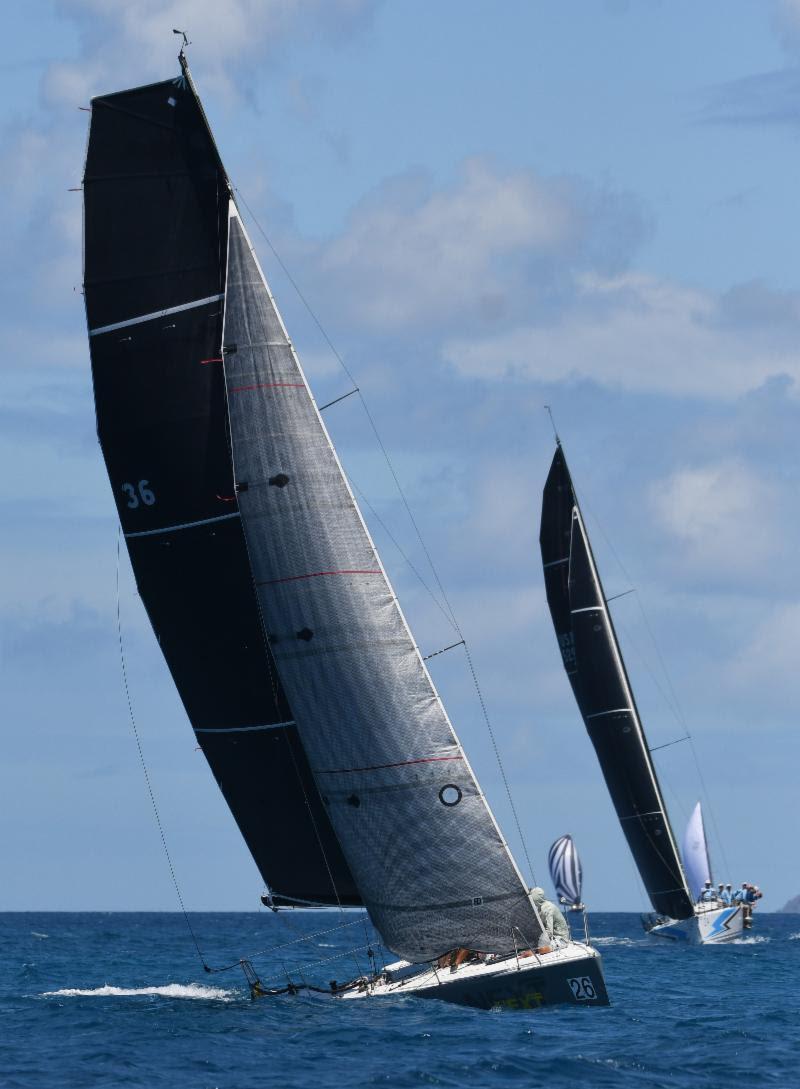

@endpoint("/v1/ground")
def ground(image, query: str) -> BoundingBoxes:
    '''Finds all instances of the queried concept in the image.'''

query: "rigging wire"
[577,487,733,881]
[115,528,209,972]
[345,473,459,635]
[233,186,538,886]
[205,916,369,975]
[117,526,372,980]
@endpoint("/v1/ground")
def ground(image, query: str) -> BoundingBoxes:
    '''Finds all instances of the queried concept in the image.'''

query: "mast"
[540,444,694,920]
[82,63,360,907]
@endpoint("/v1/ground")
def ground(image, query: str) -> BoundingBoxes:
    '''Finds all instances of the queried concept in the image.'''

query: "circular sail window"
[439,784,462,807]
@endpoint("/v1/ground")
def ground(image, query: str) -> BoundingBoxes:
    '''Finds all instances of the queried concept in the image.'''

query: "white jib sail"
[682,801,711,900]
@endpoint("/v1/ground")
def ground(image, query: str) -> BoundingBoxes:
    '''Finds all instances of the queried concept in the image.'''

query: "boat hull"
[644,904,746,945]
[339,942,609,1010]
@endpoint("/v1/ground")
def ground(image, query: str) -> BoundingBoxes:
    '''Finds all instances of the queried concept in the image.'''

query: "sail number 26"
[121,480,156,509]
[567,976,597,1001]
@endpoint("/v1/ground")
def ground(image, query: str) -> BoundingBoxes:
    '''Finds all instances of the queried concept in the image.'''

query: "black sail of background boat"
[539,442,751,944]
[80,51,609,1008]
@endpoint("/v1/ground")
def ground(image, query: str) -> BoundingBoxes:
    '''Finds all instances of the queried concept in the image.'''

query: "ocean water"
[3,910,798,1088]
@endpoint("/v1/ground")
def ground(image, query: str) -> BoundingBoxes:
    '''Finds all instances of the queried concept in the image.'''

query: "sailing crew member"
[529,887,570,949]
[720,884,733,906]
[745,884,762,904]
[732,883,747,904]
[699,880,716,903]
[717,883,727,904]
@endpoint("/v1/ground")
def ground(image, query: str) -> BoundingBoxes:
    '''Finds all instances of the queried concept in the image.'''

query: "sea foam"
[42,983,234,1001]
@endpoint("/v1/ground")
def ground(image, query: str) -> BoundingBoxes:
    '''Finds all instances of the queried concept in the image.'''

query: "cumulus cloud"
[44,0,376,105]
[441,273,800,398]
[649,459,781,577]
[300,158,646,333]
[725,599,800,707]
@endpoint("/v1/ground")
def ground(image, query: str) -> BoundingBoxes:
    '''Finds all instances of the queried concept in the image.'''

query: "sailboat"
[80,52,608,1009]
[539,443,747,945]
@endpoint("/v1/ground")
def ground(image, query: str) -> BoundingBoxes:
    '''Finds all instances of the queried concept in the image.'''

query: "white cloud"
[306,158,645,332]
[45,0,376,104]
[726,600,800,706]
[649,459,780,577]
[442,273,800,398]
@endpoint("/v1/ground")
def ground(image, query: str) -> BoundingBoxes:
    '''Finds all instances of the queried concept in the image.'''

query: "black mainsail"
[82,63,545,961]
[540,445,693,920]
[83,71,359,907]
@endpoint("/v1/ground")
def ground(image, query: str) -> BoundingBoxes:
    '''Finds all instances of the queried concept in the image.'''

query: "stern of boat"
[344,941,609,1011]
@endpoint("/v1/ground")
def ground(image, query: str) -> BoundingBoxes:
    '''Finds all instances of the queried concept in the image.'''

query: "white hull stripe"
[194,721,296,734]
[585,708,633,719]
[125,511,240,539]
[89,294,225,337]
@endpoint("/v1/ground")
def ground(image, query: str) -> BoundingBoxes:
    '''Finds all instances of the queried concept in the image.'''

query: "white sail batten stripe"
[89,293,224,336]
[585,708,633,719]
[620,810,663,821]
[571,604,605,614]
[193,721,295,734]
[543,556,569,568]
[125,511,240,538]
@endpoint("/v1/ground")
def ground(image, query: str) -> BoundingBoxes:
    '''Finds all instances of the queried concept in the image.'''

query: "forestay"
[682,802,711,900]
[548,834,583,907]
[83,71,359,908]
[540,447,694,921]
[222,205,540,961]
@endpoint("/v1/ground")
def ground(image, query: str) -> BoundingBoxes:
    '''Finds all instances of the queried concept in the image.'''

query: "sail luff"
[540,447,694,919]
[221,203,540,960]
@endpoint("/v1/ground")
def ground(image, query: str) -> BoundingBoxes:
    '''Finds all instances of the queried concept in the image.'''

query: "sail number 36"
[122,480,156,509]
[567,976,597,1000]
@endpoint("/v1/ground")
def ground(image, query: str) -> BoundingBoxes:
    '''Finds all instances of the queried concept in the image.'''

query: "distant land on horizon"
[780,895,800,912]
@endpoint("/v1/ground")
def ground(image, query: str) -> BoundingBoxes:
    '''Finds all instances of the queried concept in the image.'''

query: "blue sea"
[3,911,798,1088]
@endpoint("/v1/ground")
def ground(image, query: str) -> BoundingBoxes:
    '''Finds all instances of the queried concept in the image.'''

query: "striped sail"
[548,834,583,907]
[221,204,540,961]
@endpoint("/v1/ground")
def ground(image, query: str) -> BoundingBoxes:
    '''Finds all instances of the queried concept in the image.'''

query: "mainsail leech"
[540,446,694,920]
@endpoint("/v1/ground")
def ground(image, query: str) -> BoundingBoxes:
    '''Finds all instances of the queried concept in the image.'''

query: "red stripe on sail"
[260,569,381,586]
[229,382,305,392]
[319,755,465,775]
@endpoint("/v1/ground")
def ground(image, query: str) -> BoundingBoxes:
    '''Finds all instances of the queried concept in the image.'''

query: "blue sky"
[3,0,800,916]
